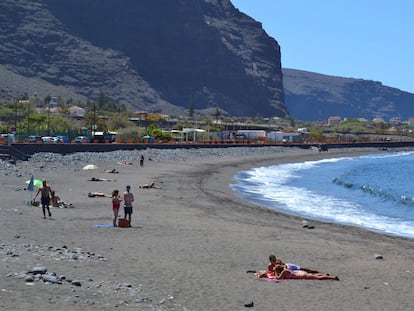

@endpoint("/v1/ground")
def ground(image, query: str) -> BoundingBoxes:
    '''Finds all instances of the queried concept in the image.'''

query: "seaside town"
[1,94,414,148]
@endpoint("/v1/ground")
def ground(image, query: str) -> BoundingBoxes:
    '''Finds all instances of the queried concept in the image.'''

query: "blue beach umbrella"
[26,175,42,204]
[27,175,35,192]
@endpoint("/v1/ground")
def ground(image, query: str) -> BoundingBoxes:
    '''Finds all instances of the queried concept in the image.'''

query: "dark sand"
[1,147,413,310]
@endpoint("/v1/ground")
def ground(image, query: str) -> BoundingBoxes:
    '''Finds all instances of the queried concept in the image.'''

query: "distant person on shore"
[118,161,133,166]
[89,177,117,182]
[318,144,328,152]
[34,179,53,219]
[140,154,145,167]
[111,189,122,227]
[123,185,135,227]
[88,192,111,198]
[105,168,119,173]
[139,181,161,189]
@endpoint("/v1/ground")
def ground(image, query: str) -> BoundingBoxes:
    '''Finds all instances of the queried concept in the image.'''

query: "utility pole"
[27,100,30,136]
[14,98,17,133]
[47,100,50,135]
[93,101,96,136]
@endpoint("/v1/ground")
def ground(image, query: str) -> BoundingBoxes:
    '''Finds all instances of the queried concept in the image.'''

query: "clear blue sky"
[231,0,414,93]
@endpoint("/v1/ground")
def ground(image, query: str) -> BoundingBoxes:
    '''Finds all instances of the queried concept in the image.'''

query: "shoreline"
[1,146,414,310]
[203,147,414,239]
[229,150,414,241]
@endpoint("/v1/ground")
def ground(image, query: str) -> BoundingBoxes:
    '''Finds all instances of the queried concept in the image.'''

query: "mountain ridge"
[283,68,414,121]
[1,0,412,121]
[0,0,287,117]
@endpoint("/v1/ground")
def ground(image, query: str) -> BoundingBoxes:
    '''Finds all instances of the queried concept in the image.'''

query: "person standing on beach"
[123,185,134,227]
[140,154,145,167]
[34,179,53,219]
[111,189,122,227]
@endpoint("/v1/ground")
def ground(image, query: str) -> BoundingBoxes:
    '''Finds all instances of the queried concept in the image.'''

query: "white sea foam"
[231,151,414,239]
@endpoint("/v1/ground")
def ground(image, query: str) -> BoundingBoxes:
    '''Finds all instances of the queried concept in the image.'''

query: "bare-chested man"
[34,179,53,219]
[123,185,134,227]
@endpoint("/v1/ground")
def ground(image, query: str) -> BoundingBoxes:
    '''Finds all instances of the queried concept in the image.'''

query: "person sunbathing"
[274,264,339,280]
[88,192,111,198]
[117,161,133,166]
[89,177,117,182]
[139,182,161,189]
[105,168,119,173]
[267,255,319,276]
[51,191,72,208]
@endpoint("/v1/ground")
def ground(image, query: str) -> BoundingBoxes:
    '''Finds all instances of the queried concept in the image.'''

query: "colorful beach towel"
[260,277,281,283]
[255,270,280,282]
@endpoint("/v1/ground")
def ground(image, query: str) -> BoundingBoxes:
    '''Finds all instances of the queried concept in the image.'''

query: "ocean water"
[231,151,414,239]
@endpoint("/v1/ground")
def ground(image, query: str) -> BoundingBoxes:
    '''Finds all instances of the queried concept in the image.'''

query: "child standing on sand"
[111,189,122,227]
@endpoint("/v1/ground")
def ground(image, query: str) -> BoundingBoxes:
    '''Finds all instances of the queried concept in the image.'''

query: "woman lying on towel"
[261,255,338,280]
[267,255,320,275]
[139,182,161,189]
[88,192,111,198]
[274,264,339,280]
[89,177,117,182]
[105,168,119,173]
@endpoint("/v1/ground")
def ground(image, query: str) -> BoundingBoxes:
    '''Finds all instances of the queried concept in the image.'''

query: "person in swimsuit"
[140,154,144,167]
[267,255,320,276]
[105,169,119,173]
[51,190,71,208]
[274,264,339,280]
[139,182,160,189]
[34,179,53,219]
[51,191,61,207]
[123,185,134,227]
[89,177,116,182]
[111,189,122,227]
[88,192,111,198]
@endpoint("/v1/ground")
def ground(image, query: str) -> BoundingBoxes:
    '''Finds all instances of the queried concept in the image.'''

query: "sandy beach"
[1,146,413,311]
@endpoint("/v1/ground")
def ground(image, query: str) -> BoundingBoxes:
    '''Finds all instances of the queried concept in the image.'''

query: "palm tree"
[214,108,221,124]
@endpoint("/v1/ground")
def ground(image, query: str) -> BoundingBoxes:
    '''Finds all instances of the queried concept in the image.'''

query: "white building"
[68,106,86,117]
[236,130,266,140]
[267,131,302,143]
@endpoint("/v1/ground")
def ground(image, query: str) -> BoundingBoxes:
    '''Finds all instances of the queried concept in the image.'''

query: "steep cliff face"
[283,68,414,121]
[0,0,287,117]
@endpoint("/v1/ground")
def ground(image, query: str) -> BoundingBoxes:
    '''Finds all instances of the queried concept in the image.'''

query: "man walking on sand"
[123,185,134,227]
[140,154,144,167]
[34,179,53,219]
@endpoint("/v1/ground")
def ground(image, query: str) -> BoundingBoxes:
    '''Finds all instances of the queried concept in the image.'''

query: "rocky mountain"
[283,68,414,122]
[0,0,287,117]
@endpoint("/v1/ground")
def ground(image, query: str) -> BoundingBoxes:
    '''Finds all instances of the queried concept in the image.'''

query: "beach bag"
[118,218,129,228]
